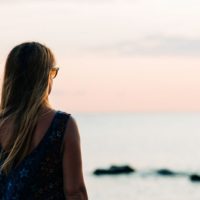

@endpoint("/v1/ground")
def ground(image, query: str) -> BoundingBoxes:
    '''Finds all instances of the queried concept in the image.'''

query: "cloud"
[85,35,200,56]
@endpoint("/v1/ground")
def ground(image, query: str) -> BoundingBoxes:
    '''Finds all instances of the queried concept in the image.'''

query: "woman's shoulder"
[59,111,80,154]
[60,112,80,143]
[56,110,78,135]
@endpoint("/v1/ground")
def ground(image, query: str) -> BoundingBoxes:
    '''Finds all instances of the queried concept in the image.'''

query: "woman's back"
[0,110,71,200]
[0,109,57,154]
[0,42,88,199]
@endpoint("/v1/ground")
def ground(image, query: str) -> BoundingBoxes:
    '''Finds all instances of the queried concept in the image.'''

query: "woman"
[0,42,88,199]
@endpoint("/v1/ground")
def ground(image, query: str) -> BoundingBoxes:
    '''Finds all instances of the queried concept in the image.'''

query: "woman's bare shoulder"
[62,114,88,199]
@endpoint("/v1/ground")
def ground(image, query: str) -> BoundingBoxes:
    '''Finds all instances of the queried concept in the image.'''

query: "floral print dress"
[0,111,71,200]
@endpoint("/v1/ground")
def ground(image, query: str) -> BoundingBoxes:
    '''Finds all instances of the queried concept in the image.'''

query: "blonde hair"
[0,42,55,175]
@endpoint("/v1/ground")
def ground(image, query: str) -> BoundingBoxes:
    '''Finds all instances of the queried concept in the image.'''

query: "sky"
[0,0,200,113]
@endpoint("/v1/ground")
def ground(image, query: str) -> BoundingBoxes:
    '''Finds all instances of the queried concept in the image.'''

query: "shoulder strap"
[50,111,71,154]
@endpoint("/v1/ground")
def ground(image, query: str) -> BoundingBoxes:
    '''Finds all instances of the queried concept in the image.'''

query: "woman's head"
[1,42,56,114]
[0,42,57,174]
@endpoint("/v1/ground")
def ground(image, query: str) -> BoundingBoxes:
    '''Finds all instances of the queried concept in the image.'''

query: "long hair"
[0,42,55,175]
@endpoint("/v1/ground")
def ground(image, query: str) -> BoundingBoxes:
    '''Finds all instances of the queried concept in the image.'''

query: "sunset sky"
[0,0,200,113]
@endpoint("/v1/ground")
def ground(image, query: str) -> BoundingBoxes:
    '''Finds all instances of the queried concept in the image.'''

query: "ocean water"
[73,112,200,200]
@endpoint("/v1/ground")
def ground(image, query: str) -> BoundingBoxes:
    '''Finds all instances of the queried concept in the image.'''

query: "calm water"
[73,112,200,200]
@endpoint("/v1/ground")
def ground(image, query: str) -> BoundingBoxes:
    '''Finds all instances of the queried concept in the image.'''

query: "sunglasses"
[50,67,59,79]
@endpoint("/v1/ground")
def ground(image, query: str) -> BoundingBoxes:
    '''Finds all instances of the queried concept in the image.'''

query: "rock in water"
[156,169,176,176]
[93,165,135,176]
[190,174,200,182]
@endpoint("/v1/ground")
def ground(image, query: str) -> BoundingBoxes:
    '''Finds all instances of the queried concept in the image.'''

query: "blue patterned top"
[0,110,71,200]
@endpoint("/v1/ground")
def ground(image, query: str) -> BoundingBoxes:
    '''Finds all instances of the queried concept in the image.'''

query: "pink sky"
[49,55,200,113]
[0,0,200,113]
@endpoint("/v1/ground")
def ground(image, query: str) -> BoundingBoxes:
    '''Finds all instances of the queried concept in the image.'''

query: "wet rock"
[156,169,176,176]
[93,165,135,176]
[190,174,200,182]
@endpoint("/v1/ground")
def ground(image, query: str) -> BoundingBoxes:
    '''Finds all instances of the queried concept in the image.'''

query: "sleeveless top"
[0,110,71,200]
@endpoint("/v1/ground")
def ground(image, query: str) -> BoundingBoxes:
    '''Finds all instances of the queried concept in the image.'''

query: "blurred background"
[1,0,200,199]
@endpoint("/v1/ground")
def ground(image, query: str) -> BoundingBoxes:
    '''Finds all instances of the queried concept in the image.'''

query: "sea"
[73,112,200,200]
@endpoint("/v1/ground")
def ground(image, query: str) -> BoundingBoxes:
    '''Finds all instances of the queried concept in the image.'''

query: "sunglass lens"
[51,68,58,79]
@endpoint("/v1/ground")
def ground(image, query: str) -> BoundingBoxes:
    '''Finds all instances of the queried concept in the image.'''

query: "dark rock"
[93,165,135,176]
[190,174,200,182]
[156,169,176,176]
